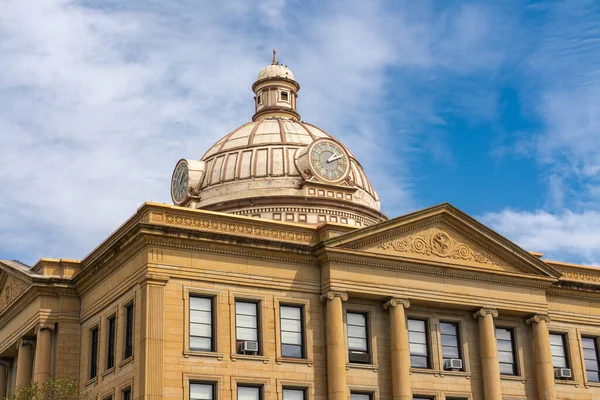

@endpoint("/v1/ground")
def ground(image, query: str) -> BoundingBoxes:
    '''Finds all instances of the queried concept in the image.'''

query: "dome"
[171,51,386,227]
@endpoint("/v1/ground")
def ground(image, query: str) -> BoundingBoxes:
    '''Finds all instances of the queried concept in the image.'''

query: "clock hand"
[327,154,343,163]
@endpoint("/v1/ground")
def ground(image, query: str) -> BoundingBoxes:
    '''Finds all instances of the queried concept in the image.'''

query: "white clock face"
[171,161,189,204]
[309,139,350,182]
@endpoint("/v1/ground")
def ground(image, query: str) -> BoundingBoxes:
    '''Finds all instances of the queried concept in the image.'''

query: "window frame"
[106,314,116,370]
[581,335,600,383]
[549,332,571,371]
[189,295,216,352]
[281,387,307,400]
[121,387,132,400]
[123,301,134,360]
[347,385,379,400]
[274,297,313,364]
[256,92,263,106]
[189,382,216,400]
[439,321,463,371]
[236,384,263,400]
[280,90,290,103]
[229,292,267,360]
[346,310,370,363]
[408,318,431,369]
[90,325,99,380]
[235,300,261,354]
[279,304,305,359]
[495,326,518,376]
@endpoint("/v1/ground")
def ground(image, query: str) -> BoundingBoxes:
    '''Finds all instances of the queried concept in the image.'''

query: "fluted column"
[384,298,412,400]
[33,325,54,384]
[0,359,10,399]
[526,315,555,400]
[15,338,34,389]
[321,291,348,400]
[473,308,502,400]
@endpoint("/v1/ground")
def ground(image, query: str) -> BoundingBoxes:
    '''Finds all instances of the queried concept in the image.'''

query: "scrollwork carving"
[320,291,348,302]
[525,314,551,325]
[377,228,498,265]
[383,298,410,309]
[0,280,27,312]
[473,308,498,319]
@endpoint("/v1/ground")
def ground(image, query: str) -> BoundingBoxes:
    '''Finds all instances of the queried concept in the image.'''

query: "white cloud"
[481,209,600,266]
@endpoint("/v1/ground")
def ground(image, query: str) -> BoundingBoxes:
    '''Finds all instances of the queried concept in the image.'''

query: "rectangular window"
[582,337,600,382]
[408,319,429,368]
[350,393,371,400]
[124,302,134,359]
[412,397,434,400]
[238,386,260,400]
[440,322,462,369]
[496,327,517,375]
[282,388,306,400]
[347,312,370,363]
[550,333,569,369]
[190,383,215,400]
[107,315,116,369]
[190,296,214,351]
[281,91,289,101]
[236,301,259,354]
[90,327,99,379]
[280,305,304,358]
[122,388,131,400]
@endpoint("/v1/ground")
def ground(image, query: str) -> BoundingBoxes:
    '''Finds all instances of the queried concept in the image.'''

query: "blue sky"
[1,0,599,266]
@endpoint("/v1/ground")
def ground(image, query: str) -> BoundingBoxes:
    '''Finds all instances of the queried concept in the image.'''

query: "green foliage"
[6,377,79,400]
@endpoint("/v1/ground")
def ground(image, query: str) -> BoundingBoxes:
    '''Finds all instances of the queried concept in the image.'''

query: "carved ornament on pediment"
[561,271,600,284]
[377,228,498,266]
[164,214,314,244]
[0,280,27,312]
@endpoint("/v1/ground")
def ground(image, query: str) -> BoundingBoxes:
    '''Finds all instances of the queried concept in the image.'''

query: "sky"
[1,0,599,266]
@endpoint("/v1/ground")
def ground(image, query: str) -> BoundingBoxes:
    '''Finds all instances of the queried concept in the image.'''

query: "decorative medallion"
[377,228,498,266]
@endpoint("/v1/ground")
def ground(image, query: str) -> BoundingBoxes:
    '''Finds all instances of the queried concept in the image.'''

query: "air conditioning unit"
[240,341,259,354]
[444,358,463,371]
[555,368,572,379]
[349,351,370,364]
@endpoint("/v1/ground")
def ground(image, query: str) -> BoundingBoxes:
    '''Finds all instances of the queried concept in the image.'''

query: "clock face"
[309,139,350,182]
[171,161,189,204]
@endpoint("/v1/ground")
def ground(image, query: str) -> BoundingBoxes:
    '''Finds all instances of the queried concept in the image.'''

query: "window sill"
[183,350,224,360]
[410,368,438,376]
[85,376,98,387]
[276,357,313,366]
[230,354,269,363]
[346,363,378,372]
[500,375,526,383]
[439,370,471,379]
[584,381,600,388]
[555,379,579,387]
[119,356,133,369]
[101,367,115,379]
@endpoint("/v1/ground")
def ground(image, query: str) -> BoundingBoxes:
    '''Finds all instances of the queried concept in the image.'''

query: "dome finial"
[272,48,277,65]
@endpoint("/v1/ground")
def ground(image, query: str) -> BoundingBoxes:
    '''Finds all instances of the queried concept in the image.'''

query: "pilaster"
[526,314,556,400]
[384,298,411,400]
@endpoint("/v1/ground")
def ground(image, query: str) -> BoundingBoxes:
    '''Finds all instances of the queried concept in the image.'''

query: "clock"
[308,138,350,182]
[171,160,189,204]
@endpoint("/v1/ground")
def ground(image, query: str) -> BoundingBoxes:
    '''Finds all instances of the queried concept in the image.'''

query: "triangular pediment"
[0,261,33,313]
[325,203,560,279]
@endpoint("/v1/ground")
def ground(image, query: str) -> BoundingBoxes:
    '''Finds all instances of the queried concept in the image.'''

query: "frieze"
[377,228,498,266]
[0,280,28,312]
[560,271,600,284]
[164,214,315,244]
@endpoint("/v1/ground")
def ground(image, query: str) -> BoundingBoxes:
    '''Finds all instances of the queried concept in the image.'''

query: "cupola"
[252,49,300,122]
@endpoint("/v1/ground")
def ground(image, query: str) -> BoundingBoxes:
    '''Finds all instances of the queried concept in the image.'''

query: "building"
[1,52,600,400]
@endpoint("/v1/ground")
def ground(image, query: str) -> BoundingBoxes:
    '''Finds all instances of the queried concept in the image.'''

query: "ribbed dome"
[257,63,295,81]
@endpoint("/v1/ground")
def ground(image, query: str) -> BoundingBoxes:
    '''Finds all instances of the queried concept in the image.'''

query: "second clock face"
[171,161,189,204]
[309,139,350,182]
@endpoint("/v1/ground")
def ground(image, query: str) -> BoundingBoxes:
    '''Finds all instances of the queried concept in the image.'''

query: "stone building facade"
[1,53,600,400]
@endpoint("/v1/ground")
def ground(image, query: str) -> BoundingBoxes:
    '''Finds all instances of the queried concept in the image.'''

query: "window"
[440,322,462,369]
[408,319,429,368]
[412,397,434,400]
[280,305,304,358]
[350,393,371,400]
[550,333,569,370]
[190,296,214,351]
[107,315,116,369]
[281,91,289,101]
[256,93,262,105]
[347,312,370,363]
[190,383,215,400]
[496,327,517,375]
[582,337,600,382]
[124,302,134,359]
[122,388,131,400]
[238,386,260,400]
[103,397,113,400]
[236,301,259,354]
[282,388,306,400]
[90,327,99,379]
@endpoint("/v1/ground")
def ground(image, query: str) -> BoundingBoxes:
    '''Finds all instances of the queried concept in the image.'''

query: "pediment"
[0,274,29,313]
[326,203,560,279]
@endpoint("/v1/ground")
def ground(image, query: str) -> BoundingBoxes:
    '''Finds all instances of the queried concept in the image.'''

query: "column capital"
[473,308,498,319]
[320,291,348,302]
[35,323,55,334]
[383,298,410,310]
[17,338,35,348]
[526,314,551,325]
[0,358,11,367]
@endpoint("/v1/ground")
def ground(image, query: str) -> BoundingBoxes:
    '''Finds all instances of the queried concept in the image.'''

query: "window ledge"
[230,354,270,363]
[85,376,98,387]
[439,370,471,379]
[101,367,115,379]
[276,357,313,366]
[500,375,526,383]
[410,368,439,376]
[346,363,378,372]
[584,381,600,388]
[119,356,133,369]
[183,350,224,360]
[555,379,579,387]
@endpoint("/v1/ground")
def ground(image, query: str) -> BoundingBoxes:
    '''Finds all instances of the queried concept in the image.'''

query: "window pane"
[347,313,366,326]
[348,325,367,339]
[348,337,368,351]
[583,338,596,349]
[237,302,257,316]
[283,389,304,400]
[441,335,458,347]
[587,371,600,382]
[408,319,426,332]
[551,345,565,357]
[190,384,213,400]
[281,306,301,320]
[281,319,302,332]
[236,327,258,341]
[410,355,428,368]
[238,387,260,400]
[497,340,513,352]
[498,351,514,363]
[552,356,567,368]
[281,331,302,345]
[549,334,563,346]
[191,310,212,324]
[499,362,515,375]
[282,344,302,358]
[585,359,599,371]
[442,346,459,358]
[190,337,212,351]
[495,328,512,340]
[440,322,457,335]
[237,314,258,329]
[350,394,370,400]
[584,348,598,360]
[409,343,428,356]
[409,331,427,344]
[190,297,211,311]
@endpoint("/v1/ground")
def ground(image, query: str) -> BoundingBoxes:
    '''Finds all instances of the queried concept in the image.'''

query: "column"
[33,325,54,384]
[321,291,348,400]
[0,359,10,399]
[473,308,502,400]
[526,315,555,400]
[15,339,34,388]
[384,298,412,400]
